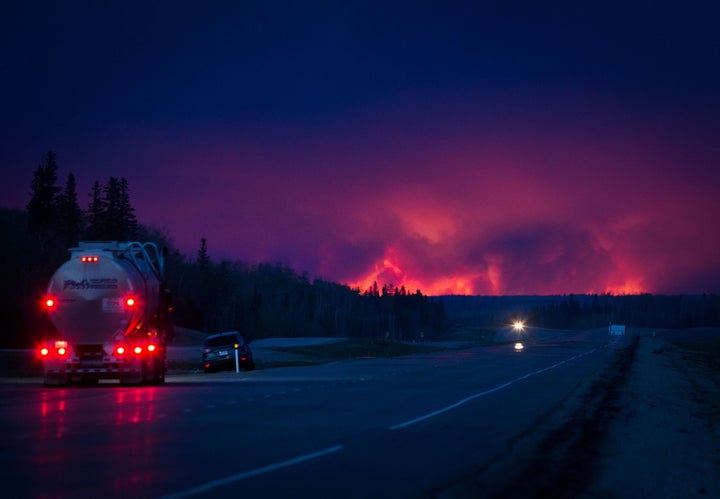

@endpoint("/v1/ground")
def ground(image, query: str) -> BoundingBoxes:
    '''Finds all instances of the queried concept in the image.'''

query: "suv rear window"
[205,334,240,348]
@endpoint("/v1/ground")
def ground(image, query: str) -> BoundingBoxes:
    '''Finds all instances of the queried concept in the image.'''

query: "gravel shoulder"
[584,334,720,498]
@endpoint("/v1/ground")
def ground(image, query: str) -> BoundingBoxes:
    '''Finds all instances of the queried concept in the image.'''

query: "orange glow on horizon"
[348,246,654,296]
[349,247,480,295]
[603,278,647,295]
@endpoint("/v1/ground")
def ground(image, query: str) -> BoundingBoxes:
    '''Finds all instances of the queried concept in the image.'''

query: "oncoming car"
[202,331,255,372]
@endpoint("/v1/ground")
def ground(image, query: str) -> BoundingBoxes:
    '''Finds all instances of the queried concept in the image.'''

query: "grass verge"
[263,339,448,365]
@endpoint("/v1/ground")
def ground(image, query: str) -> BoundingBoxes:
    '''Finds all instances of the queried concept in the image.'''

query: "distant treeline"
[442,294,720,330]
[0,151,448,347]
[529,293,720,330]
[168,241,447,341]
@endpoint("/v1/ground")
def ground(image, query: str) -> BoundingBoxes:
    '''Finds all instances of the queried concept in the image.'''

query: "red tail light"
[39,341,70,357]
[116,346,126,355]
[125,297,136,307]
[44,298,55,308]
[80,256,99,263]
[134,346,143,354]
[147,344,156,352]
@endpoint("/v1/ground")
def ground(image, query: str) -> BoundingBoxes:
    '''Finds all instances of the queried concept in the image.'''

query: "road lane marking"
[389,348,597,430]
[160,445,345,499]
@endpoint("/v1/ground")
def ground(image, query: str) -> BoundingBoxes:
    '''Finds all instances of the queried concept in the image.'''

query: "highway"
[0,329,617,498]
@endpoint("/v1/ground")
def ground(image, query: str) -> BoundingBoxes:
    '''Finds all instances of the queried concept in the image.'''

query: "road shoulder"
[584,335,720,498]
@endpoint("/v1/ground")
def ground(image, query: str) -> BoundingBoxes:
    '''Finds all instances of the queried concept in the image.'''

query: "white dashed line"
[389,348,597,430]
[160,445,345,499]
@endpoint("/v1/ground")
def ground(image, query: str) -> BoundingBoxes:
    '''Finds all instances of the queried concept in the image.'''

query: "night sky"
[2,1,719,295]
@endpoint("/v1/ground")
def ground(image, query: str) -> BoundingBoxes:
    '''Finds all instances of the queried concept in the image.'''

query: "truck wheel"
[150,358,165,385]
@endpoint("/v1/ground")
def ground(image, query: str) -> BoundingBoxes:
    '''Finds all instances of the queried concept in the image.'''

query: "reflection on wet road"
[1,329,618,498]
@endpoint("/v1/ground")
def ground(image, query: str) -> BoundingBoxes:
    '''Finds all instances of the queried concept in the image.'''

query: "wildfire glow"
[604,278,647,295]
[350,246,479,295]
[348,244,655,296]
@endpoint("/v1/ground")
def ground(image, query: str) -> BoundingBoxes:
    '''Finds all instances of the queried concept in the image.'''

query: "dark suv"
[202,331,255,372]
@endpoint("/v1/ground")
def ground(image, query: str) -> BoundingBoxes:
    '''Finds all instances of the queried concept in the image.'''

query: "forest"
[0,151,447,348]
[443,293,720,332]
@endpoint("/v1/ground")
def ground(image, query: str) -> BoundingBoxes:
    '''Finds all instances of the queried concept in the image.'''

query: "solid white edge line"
[160,445,345,499]
[389,348,597,430]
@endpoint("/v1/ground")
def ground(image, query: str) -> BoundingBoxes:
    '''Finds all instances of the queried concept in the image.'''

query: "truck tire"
[149,357,165,385]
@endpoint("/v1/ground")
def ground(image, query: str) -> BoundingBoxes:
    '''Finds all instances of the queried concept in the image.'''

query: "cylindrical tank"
[45,242,160,345]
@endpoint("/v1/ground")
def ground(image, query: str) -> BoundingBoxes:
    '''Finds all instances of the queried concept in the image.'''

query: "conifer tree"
[86,181,106,239]
[118,177,137,239]
[87,176,137,240]
[26,150,61,236]
[198,237,210,268]
[56,173,84,247]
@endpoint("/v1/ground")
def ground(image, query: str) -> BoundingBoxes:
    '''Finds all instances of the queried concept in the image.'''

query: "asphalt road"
[0,329,618,498]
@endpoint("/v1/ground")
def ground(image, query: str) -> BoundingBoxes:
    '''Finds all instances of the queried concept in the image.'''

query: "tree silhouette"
[102,177,137,240]
[85,181,106,239]
[26,150,61,239]
[56,173,84,248]
[85,177,137,240]
[197,237,210,268]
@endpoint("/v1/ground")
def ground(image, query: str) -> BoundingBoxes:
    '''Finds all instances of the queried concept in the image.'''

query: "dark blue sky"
[2,1,719,294]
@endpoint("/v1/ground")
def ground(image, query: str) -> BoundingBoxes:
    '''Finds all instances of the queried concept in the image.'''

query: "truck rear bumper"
[44,363,143,383]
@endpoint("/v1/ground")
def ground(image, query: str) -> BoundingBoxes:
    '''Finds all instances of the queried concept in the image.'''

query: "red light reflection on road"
[115,388,156,426]
[32,385,163,496]
[40,389,67,440]
[112,388,159,494]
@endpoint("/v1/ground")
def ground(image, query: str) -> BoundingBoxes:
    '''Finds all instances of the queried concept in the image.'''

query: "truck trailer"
[40,241,172,386]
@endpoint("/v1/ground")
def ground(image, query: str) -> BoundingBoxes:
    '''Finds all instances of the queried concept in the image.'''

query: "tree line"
[0,151,448,347]
[166,244,447,342]
[527,293,720,330]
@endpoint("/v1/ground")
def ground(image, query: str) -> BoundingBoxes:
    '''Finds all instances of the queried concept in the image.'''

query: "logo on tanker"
[63,278,118,290]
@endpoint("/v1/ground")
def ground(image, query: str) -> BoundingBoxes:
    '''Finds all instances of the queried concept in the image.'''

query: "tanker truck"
[39,241,172,386]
